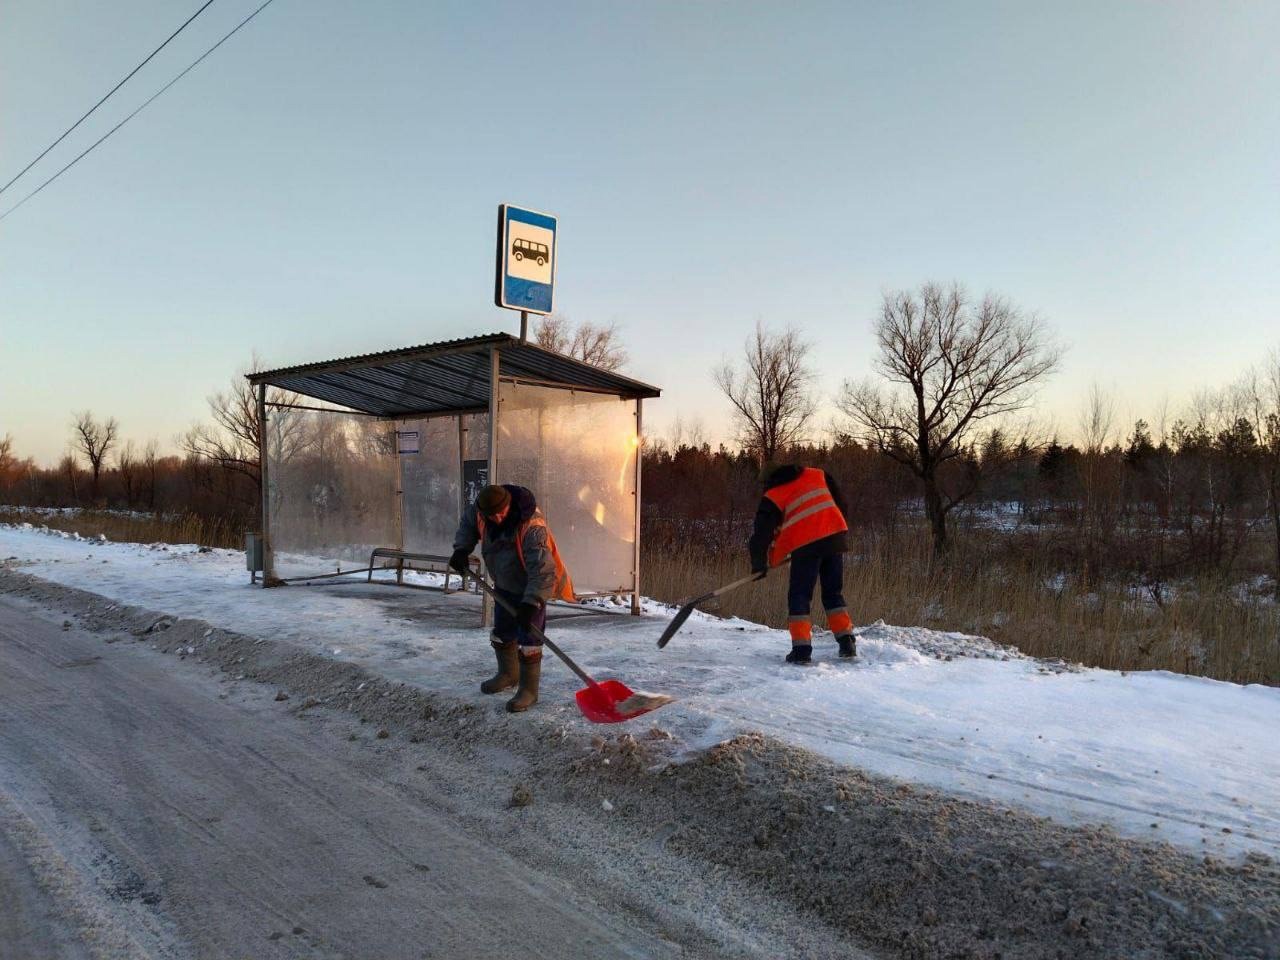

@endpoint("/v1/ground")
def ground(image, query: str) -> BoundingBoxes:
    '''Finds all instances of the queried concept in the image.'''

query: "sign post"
[495,203,556,335]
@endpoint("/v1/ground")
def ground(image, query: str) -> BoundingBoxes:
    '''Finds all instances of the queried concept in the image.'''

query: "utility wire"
[0,0,278,223]
[0,0,219,199]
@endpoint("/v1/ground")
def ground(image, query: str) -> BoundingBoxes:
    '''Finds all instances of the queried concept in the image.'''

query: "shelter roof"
[247,333,659,418]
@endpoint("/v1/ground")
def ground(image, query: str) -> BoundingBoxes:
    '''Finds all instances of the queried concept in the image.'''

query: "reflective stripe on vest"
[477,510,576,602]
[763,467,848,566]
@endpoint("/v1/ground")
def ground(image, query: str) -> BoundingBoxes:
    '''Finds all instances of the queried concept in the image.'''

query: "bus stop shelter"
[247,333,660,614]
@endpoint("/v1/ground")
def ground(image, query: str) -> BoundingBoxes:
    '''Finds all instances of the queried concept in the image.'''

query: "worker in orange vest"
[748,465,854,664]
[450,484,575,711]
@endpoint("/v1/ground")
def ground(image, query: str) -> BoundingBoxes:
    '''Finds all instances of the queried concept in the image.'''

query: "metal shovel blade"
[656,602,701,649]
[575,679,665,724]
[656,569,770,649]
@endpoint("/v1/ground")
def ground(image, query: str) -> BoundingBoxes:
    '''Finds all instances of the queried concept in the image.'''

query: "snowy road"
[2,523,1278,861]
[0,592,870,960]
[3,526,1279,959]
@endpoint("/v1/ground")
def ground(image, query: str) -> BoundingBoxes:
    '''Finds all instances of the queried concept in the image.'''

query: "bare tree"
[666,414,708,451]
[116,440,139,509]
[1266,353,1280,599]
[714,322,816,464]
[0,434,16,503]
[534,315,628,371]
[1076,384,1123,575]
[71,412,119,503]
[1241,350,1280,598]
[837,282,1061,555]
[1079,382,1116,454]
[60,454,81,503]
[182,358,308,502]
[143,439,160,512]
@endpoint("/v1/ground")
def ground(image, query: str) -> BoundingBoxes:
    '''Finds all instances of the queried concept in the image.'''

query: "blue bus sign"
[495,203,556,315]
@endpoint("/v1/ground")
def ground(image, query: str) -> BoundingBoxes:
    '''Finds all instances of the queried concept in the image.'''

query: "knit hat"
[476,484,511,516]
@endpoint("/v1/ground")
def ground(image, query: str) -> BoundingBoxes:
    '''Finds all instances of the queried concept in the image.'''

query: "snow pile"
[2,522,1277,861]
[856,619,1030,663]
[8,522,109,545]
[0,505,165,521]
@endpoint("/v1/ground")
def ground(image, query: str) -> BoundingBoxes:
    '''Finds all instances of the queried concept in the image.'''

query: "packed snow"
[2,522,1277,861]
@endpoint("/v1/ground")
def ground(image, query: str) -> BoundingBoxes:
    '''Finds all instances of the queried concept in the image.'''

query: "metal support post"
[395,419,405,584]
[488,348,501,478]
[457,414,468,591]
[481,347,501,628]
[519,310,528,342]
[457,414,468,513]
[631,398,643,615]
[257,383,276,584]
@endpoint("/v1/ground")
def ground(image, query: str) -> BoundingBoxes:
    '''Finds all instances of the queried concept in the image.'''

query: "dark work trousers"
[492,588,546,647]
[787,553,847,618]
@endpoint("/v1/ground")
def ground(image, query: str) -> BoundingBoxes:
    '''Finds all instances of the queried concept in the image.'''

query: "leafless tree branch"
[71,411,119,503]
[181,355,309,496]
[837,282,1062,554]
[535,314,628,372]
[715,322,817,463]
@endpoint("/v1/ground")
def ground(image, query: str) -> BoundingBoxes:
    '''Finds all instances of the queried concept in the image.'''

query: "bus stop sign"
[495,203,556,315]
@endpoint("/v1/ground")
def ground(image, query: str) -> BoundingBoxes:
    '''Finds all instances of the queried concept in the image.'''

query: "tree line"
[4,292,1277,595]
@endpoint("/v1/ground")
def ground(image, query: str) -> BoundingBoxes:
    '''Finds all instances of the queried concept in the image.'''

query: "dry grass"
[642,527,1280,686]
[5,505,1275,685]
[0,508,243,551]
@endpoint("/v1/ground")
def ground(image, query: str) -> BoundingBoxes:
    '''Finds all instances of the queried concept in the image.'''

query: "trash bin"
[245,532,263,576]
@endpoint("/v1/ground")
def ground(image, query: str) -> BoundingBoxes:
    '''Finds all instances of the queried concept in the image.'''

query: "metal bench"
[366,548,478,593]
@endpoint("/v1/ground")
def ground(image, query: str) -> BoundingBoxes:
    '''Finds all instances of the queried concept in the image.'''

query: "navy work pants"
[492,589,545,647]
[787,553,846,616]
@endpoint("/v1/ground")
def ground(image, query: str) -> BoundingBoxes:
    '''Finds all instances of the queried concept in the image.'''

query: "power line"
[0,0,219,199]
[0,0,278,223]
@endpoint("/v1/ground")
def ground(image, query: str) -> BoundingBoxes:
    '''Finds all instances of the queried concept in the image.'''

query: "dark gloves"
[516,602,541,632]
[448,549,471,575]
[750,551,768,577]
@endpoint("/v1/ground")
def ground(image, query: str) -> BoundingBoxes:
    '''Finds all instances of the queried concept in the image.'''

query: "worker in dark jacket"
[450,484,573,712]
[748,465,855,664]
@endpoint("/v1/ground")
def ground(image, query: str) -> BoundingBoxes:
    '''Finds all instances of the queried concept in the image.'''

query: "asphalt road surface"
[0,594,706,960]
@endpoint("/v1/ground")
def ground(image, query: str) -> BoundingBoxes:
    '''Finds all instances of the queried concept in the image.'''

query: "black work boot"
[785,643,812,665]
[506,649,542,712]
[481,639,519,694]
[836,633,857,659]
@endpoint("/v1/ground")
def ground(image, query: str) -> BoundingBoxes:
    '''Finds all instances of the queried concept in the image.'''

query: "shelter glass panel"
[496,382,637,595]
[463,413,490,460]
[399,415,461,556]
[267,409,398,573]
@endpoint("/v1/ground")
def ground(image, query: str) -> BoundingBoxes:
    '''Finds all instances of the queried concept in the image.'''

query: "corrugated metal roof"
[247,333,660,417]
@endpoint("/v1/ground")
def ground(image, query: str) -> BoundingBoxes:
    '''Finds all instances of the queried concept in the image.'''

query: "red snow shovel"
[475,579,673,724]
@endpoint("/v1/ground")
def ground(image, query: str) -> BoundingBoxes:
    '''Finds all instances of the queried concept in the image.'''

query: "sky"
[1,0,1277,465]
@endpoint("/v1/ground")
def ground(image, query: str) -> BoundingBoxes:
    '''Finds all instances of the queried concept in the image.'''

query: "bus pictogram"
[511,238,549,267]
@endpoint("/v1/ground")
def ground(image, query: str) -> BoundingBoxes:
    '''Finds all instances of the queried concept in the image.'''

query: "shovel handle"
[681,557,790,606]
[658,558,791,650]
[473,577,600,690]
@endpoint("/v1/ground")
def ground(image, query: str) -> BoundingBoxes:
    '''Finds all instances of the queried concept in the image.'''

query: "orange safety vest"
[477,510,576,602]
[763,467,848,567]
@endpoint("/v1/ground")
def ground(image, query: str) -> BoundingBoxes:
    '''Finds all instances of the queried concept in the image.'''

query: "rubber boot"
[836,633,857,659]
[506,649,542,713]
[481,639,519,694]
[785,643,812,665]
